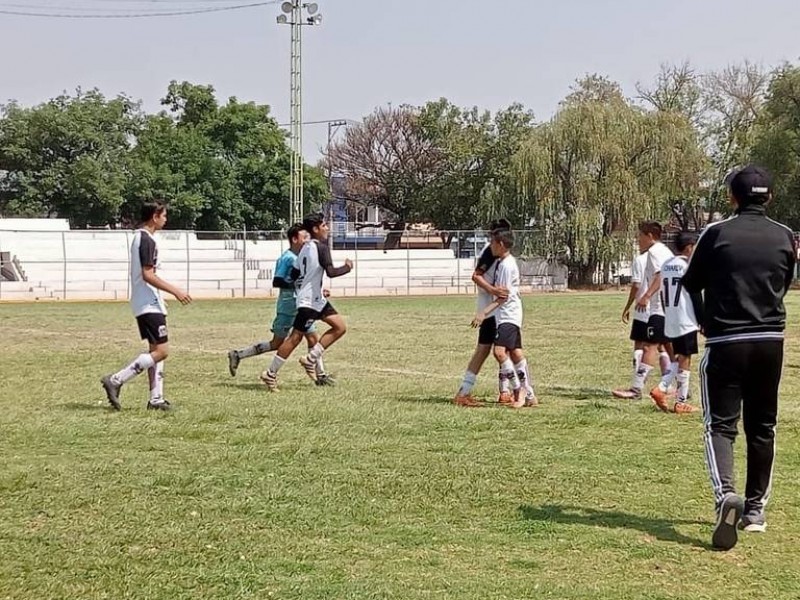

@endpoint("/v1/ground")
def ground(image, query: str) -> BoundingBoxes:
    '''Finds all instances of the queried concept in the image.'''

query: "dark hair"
[302,212,326,234]
[287,223,305,243]
[492,228,515,250]
[488,218,512,232]
[140,200,167,224]
[637,220,662,240]
[675,231,698,252]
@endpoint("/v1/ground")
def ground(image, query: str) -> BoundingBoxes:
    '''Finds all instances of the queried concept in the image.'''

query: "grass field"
[2,293,800,599]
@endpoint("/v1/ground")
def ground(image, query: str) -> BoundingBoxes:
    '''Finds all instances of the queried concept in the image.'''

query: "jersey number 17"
[662,276,683,308]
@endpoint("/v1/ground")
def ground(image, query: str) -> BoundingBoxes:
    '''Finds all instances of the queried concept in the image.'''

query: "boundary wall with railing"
[0,228,569,301]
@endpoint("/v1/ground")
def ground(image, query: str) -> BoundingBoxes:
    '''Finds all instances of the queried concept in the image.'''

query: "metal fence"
[0,227,569,301]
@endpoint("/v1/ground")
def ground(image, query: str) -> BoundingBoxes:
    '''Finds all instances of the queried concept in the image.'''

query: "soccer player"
[649,231,703,414]
[683,165,795,550]
[453,218,512,407]
[613,222,674,400]
[226,224,334,386]
[261,213,352,390]
[101,201,192,411]
[471,229,536,409]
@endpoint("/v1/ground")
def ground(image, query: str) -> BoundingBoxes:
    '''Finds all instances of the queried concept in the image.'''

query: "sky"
[1,0,799,162]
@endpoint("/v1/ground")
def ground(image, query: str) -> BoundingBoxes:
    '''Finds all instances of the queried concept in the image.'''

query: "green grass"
[2,293,800,599]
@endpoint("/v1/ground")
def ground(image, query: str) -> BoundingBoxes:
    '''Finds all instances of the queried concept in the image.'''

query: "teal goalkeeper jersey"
[274,249,299,315]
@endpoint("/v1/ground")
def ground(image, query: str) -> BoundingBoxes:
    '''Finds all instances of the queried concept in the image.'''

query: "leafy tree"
[0,89,141,227]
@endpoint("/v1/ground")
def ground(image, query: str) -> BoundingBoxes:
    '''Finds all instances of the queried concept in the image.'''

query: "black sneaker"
[712,493,744,550]
[101,375,122,410]
[315,374,336,387]
[147,399,172,411]
[227,350,240,377]
[740,512,767,533]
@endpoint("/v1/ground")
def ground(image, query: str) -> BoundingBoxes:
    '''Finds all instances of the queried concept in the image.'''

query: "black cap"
[729,164,773,204]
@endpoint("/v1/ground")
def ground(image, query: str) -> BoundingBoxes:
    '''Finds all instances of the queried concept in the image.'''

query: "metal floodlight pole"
[277,1,323,226]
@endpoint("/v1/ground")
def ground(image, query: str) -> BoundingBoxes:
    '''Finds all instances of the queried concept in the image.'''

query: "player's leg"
[261,313,311,390]
[101,314,167,411]
[672,332,699,413]
[740,341,782,533]
[455,317,495,405]
[509,346,531,408]
[306,329,334,386]
[493,325,521,405]
[613,320,648,399]
[228,312,294,376]
[146,339,171,411]
[651,341,678,411]
[701,343,746,550]
[658,344,673,377]
[299,304,345,381]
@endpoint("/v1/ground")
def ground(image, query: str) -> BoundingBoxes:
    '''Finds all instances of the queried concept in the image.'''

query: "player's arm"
[636,273,662,311]
[318,243,352,278]
[139,237,191,304]
[471,297,507,328]
[272,256,296,289]
[472,247,508,298]
[622,283,638,323]
[784,231,796,295]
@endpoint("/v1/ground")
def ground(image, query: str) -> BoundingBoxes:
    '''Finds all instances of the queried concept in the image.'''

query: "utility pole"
[277,1,323,225]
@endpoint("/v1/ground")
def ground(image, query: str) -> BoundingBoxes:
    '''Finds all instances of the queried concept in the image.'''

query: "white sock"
[632,363,653,392]
[111,353,155,385]
[315,356,326,376]
[633,349,644,372]
[268,355,287,374]
[458,370,477,396]
[148,361,165,402]
[658,362,679,392]
[307,343,324,362]
[676,369,690,402]
[514,359,533,394]
[659,352,671,376]
[499,359,515,393]
[237,342,273,359]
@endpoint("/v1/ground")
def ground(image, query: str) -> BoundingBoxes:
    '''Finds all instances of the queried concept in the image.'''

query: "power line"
[0,1,277,18]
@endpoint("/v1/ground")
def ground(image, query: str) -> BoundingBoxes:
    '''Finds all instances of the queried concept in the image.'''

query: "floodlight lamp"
[306,3,319,15]
[276,14,288,24]
[281,2,294,14]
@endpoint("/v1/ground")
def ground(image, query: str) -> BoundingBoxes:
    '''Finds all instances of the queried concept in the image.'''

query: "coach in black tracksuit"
[683,165,795,551]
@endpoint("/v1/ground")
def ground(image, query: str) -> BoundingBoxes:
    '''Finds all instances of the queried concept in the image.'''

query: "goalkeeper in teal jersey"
[227,224,334,386]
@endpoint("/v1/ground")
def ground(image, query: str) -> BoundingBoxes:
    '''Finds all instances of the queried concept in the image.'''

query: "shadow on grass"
[542,385,614,401]
[395,395,463,406]
[61,402,114,412]
[213,382,269,392]
[519,504,710,549]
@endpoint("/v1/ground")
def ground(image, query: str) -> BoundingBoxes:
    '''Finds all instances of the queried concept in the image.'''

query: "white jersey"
[631,252,650,323]
[295,239,350,312]
[130,229,167,317]
[661,255,699,338]
[645,241,674,317]
[494,254,523,327]
[475,243,500,315]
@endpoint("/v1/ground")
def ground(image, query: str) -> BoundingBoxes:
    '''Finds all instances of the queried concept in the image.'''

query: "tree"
[0,89,141,227]
[751,63,800,229]
[516,75,705,286]
[127,81,325,230]
[322,105,446,223]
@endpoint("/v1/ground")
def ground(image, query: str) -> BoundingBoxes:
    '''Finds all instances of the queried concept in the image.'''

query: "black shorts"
[630,319,649,342]
[670,331,699,357]
[293,302,338,334]
[645,315,667,344]
[478,316,497,345]
[136,313,168,345]
[495,323,522,350]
